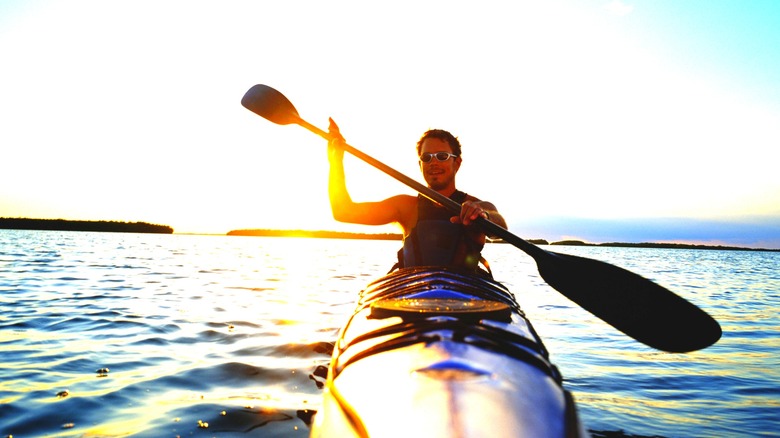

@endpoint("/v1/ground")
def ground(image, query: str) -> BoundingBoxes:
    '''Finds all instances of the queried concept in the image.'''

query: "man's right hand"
[328,118,345,163]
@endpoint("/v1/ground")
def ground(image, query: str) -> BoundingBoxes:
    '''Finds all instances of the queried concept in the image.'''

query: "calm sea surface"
[1,230,778,437]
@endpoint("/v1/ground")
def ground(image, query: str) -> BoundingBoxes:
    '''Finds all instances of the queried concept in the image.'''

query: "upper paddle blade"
[241,84,301,125]
[536,251,722,352]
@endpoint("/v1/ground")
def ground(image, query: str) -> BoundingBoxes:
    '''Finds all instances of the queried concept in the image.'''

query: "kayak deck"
[311,267,585,438]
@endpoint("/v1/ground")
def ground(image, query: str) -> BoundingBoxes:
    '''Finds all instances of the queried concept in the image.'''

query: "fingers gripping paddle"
[241,84,722,353]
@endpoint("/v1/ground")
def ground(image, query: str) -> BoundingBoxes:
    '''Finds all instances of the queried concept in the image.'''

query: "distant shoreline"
[2,221,773,251]
[227,229,779,252]
[547,239,779,252]
[0,218,174,234]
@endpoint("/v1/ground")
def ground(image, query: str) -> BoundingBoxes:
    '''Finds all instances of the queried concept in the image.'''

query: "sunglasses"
[419,152,458,163]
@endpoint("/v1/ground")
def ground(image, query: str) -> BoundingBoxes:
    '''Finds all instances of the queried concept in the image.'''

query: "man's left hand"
[452,200,490,226]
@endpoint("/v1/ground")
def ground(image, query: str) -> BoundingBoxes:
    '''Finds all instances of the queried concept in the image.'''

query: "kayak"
[310,267,587,438]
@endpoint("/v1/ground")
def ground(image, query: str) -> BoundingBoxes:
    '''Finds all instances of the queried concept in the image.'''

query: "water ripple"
[1,231,777,437]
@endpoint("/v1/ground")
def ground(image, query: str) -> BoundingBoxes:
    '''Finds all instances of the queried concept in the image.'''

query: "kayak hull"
[311,267,585,438]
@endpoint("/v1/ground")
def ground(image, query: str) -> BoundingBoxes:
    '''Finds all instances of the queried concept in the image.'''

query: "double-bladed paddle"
[241,84,722,353]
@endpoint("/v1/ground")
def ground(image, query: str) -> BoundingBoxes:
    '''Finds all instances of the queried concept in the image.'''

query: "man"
[327,118,506,272]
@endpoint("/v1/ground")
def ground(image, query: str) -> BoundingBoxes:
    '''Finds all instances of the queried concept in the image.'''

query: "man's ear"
[454,156,462,172]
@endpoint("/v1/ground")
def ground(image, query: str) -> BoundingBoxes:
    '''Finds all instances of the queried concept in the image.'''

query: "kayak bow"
[311,267,587,438]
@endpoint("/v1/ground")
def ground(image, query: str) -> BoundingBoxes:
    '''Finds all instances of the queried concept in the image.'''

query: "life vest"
[396,191,489,274]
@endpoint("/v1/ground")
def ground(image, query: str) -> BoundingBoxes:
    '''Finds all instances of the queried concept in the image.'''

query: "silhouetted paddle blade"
[241,83,722,352]
[478,220,722,353]
[537,251,722,352]
[241,84,301,125]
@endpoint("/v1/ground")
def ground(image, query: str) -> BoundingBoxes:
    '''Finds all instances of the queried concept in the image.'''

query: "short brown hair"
[416,129,462,157]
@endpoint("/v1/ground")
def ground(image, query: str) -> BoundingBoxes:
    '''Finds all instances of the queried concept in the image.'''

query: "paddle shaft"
[293,115,544,255]
[296,116,436,203]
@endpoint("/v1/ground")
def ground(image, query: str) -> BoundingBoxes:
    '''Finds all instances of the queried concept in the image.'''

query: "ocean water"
[0,230,777,437]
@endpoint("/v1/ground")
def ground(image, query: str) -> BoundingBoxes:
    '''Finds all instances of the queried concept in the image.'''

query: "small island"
[0,218,174,234]
[549,239,778,252]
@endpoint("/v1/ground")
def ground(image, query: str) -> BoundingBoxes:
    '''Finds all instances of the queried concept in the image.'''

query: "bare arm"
[327,118,415,229]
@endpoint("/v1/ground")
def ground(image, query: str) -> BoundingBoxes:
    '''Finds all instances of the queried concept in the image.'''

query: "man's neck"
[434,186,457,198]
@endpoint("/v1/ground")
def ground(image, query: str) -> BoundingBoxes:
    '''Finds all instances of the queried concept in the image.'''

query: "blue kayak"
[310,267,587,437]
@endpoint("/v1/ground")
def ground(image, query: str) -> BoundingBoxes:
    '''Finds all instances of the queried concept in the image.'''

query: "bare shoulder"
[388,194,418,206]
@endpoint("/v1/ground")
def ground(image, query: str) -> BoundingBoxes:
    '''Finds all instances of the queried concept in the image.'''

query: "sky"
[1,0,779,248]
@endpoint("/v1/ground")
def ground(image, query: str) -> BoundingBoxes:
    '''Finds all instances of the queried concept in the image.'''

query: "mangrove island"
[1,218,174,234]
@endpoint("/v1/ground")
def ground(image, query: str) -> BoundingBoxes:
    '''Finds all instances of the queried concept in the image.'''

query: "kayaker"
[327,118,507,272]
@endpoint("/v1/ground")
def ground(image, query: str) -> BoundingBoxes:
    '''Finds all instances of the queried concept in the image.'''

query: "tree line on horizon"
[4,220,771,252]
[0,218,173,234]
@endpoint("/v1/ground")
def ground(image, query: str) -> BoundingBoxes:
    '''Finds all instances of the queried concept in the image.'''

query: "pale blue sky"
[1,1,778,248]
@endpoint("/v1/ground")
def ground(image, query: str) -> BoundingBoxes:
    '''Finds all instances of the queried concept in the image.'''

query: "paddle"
[241,84,722,353]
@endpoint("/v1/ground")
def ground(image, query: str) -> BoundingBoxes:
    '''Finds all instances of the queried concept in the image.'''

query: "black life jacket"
[396,191,488,274]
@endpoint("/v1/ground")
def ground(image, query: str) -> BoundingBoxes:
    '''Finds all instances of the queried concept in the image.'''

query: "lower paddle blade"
[241,84,301,125]
[537,251,722,353]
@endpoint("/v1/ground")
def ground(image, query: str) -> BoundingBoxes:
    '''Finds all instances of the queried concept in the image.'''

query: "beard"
[425,172,453,191]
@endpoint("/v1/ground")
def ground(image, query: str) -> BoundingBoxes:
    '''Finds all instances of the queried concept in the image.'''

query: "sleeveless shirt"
[398,190,485,271]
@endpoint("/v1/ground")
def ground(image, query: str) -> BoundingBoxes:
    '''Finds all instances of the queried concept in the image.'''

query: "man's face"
[419,137,461,191]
